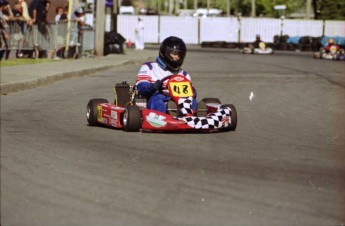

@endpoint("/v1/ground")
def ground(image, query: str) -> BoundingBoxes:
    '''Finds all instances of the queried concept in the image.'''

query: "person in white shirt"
[135,36,197,114]
[134,17,144,50]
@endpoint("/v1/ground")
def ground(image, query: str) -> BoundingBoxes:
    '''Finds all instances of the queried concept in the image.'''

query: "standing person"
[0,0,10,60]
[19,0,32,26]
[29,0,50,58]
[0,0,12,60]
[12,0,25,57]
[71,7,85,43]
[134,17,144,50]
[135,36,198,114]
[50,6,65,59]
[69,7,85,58]
[54,6,63,22]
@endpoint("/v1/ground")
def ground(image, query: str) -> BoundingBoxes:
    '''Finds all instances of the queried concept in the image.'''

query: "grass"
[0,58,56,67]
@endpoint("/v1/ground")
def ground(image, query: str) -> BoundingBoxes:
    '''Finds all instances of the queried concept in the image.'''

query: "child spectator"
[12,0,25,57]
[55,6,63,22]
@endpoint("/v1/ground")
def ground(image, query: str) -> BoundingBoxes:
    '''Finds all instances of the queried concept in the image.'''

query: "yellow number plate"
[169,81,193,97]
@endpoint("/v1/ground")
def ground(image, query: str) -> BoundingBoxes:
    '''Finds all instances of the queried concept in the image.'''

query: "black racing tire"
[200,98,221,104]
[221,104,237,131]
[87,98,109,126]
[123,105,142,132]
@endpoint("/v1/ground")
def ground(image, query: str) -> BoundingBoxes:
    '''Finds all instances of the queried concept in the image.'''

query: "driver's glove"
[151,80,162,91]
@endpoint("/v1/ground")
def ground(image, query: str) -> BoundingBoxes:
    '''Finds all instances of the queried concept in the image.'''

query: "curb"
[0,56,154,95]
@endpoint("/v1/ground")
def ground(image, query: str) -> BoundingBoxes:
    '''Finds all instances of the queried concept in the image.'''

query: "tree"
[318,0,345,20]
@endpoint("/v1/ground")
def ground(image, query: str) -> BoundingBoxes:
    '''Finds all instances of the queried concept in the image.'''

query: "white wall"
[282,19,323,37]
[200,17,239,42]
[324,20,345,37]
[240,18,281,42]
[117,15,345,44]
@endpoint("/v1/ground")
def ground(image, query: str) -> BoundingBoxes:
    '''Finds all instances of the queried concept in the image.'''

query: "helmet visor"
[165,46,186,68]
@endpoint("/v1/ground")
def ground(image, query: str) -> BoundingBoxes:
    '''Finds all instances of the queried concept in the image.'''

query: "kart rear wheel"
[221,104,237,131]
[123,105,142,132]
[87,98,109,126]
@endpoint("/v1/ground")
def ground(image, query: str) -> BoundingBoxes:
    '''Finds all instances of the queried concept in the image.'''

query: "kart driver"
[324,38,339,54]
[251,34,262,49]
[135,36,197,114]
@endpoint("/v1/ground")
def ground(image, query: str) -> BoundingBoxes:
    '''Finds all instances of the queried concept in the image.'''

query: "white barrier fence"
[117,15,345,44]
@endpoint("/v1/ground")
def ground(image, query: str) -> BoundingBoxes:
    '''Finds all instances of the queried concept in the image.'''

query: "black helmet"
[158,36,187,72]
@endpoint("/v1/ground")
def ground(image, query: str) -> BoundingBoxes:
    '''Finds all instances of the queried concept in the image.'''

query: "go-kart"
[86,75,237,132]
[242,42,274,55]
[313,46,345,60]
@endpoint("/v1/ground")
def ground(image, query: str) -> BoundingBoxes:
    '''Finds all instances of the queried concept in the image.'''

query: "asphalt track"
[1,49,345,226]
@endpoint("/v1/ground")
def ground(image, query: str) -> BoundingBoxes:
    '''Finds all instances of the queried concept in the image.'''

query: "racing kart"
[242,42,274,55]
[313,46,345,60]
[86,75,237,132]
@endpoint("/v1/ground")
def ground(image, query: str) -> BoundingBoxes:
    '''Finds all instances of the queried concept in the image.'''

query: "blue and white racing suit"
[135,57,198,113]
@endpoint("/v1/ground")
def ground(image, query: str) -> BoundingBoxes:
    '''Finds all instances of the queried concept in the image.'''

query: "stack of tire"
[104,32,126,55]
[273,35,289,50]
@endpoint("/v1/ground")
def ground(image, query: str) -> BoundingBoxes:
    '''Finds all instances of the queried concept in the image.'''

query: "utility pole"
[251,0,255,17]
[112,0,118,32]
[306,0,312,19]
[227,0,230,17]
[95,0,105,56]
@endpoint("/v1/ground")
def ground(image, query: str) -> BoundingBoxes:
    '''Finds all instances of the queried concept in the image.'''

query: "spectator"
[69,7,85,58]
[19,0,32,26]
[50,6,65,60]
[29,0,50,58]
[59,5,68,21]
[54,6,63,22]
[0,0,12,60]
[134,17,144,50]
[71,6,85,41]
[12,0,25,57]
[28,0,46,24]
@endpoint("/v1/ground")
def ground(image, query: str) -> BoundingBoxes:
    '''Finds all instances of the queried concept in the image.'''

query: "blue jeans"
[148,93,198,113]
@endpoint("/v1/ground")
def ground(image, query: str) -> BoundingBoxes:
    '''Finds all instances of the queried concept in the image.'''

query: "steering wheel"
[156,74,176,94]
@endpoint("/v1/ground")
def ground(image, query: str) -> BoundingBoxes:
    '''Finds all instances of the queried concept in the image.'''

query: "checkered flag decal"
[178,97,193,115]
[181,108,231,129]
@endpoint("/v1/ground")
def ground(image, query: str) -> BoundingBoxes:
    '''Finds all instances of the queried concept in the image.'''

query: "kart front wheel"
[221,104,237,131]
[198,98,221,117]
[123,105,142,132]
[200,98,221,104]
[87,98,109,126]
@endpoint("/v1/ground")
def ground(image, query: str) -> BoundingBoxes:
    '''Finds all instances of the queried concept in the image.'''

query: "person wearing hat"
[252,34,263,49]
[134,17,144,50]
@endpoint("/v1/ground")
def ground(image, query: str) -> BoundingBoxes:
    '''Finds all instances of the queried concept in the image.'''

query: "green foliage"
[245,0,305,17]
[158,0,345,19]
[0,58,57,67]
[319,0,345,20]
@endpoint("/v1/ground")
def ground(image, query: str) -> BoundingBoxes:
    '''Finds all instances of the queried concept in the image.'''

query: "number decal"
[97,106,102,122]
[169,81,193,97]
